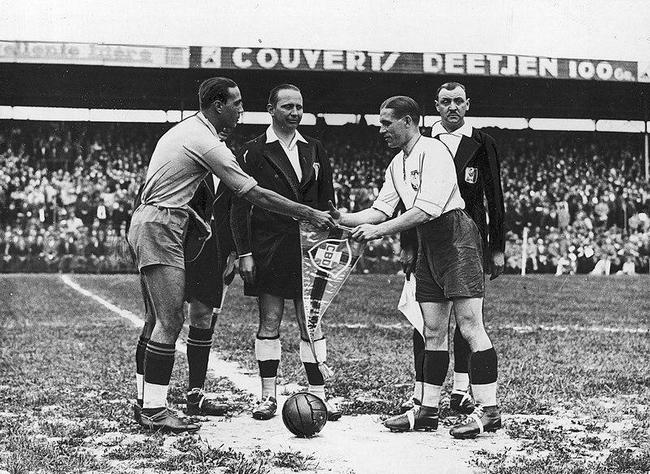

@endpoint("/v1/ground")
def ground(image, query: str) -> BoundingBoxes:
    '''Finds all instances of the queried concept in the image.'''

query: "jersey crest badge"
[410,170,420,191]
[465,167,478,184]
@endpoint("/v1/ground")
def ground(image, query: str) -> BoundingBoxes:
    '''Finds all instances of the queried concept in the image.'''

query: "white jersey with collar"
[372,136,465,220]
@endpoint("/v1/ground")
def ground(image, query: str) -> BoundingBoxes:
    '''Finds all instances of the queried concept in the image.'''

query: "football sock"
[142,340,175,411]
[308,384,326,402]
[187,325,214,390]
[421,350,449,408]
[413,329,425,402]
[452,373,470,394]
[469,347,498,407]
[210,307,221,330]
[453,325,471,390]
[135,334,149,405]
[300,338,326,386]
[255,336,281,398]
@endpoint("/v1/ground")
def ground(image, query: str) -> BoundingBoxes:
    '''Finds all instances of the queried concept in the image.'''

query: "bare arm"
[329,202,389,227]
[244,185,334,229]
[351,207,430,241]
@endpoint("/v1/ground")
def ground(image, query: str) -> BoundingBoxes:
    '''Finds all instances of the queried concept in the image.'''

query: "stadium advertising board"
[0,41,641,81]
[194,46,639,82]
[0,41,189,68]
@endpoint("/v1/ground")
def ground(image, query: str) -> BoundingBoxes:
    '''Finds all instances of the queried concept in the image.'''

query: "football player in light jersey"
[331,96,501,439]
[400,82,505,420]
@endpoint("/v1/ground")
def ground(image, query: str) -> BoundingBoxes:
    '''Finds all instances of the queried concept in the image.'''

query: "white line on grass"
[59,274,260,395]
[325,321,648,334]
[58,274,499,474]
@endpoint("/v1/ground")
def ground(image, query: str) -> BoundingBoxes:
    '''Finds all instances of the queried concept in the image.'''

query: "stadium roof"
[1,0,649,122]
[3,0,649,61]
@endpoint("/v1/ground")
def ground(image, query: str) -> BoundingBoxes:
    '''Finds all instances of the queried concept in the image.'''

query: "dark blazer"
[402,126,505,269]
[230,132,334,298]
[184,176,236,307]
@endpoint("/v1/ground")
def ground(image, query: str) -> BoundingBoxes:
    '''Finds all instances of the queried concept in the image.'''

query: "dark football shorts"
[185,219,236,309]
[244,230,302,300]
[415,209,485,302]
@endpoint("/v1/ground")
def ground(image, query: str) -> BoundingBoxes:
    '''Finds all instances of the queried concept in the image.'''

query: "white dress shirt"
[265,125,307,182]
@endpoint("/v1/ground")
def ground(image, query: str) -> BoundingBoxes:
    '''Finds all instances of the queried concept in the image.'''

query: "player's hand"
[304,208,336,230]
[328,200,341,221]
[400,248,416,279]
[239,255,256,285]
[351,224,382,242]
[489,251,505,280]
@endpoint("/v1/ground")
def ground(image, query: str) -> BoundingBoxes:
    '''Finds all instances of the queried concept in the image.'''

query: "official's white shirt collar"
[265,125,307,149]
[431,120,473,138]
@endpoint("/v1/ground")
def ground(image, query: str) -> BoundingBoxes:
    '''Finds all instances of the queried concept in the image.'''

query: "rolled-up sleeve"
[372,162,400,217]
[201,144,257,197]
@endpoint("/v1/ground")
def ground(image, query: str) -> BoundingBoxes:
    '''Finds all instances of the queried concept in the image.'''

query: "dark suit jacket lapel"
[297,140,315,190]
[455,135,481,171]
[262,141,301,200]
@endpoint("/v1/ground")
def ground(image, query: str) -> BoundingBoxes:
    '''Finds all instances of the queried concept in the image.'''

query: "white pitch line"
[324,321,648,334]
[59,274,260,396]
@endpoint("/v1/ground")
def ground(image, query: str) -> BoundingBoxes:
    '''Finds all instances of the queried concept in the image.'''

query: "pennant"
[398,276,425,341]
[300,222,365,378]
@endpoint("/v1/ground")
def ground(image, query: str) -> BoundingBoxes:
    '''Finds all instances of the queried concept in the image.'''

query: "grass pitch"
[0,273,648,473]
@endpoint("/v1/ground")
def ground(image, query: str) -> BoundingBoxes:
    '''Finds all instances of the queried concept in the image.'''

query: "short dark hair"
[198,77,238,110]
[435,82,466,100]
[380,96,421,124]
[268,84,301,107]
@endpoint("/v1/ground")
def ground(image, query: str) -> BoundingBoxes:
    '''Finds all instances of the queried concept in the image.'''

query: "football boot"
[449,390,475,415]
[399,397,421,414]
[132,400,143,422]
[325,399,343,421]
[185,388,229,416]
[384,406,439,432]
[252,396,277,420]
[449,405,501,439]
[139,407,200,433]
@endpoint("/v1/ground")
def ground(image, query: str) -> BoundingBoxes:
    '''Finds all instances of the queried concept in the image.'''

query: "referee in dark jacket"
[401,82,505,420]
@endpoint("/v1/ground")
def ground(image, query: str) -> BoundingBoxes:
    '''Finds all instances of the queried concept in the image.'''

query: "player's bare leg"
[185,298,228,416]
[139,264,199,433]
[252,293,284,420]
[449,297,501,438]
[385,301,452,432]
[294,299,341,421]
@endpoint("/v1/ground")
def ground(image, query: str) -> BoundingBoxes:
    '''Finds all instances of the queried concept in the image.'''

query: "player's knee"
[188,302,213,329]
[424,332,447,351]
[156,315,185,338]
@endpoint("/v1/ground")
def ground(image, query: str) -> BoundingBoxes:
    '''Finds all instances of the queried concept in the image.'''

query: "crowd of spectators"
[0,120,648,275]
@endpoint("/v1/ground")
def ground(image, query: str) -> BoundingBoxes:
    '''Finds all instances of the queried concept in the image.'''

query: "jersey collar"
[431,120,473,138]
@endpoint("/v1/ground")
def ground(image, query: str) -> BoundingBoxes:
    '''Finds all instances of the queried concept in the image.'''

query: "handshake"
[300,200,383,242]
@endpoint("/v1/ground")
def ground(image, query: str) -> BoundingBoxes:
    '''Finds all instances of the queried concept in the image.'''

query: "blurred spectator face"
[435,86,469,129]
[268,88,303,134]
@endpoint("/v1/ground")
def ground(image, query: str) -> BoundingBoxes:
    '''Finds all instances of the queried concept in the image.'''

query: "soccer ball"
[281,392,327,438]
